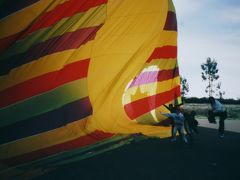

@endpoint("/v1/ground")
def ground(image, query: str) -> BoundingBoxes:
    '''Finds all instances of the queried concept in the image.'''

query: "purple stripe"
[129,68,179,88]
[164,11,177,31]
[130,71,160,88]
[0,97,92,145]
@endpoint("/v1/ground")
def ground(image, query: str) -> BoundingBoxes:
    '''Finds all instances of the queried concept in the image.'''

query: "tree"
[216,82,225,99]
[180,76,189,100]
[201,57,219,97]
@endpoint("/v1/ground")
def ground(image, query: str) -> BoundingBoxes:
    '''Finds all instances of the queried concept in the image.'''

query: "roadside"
[198,118,240,133]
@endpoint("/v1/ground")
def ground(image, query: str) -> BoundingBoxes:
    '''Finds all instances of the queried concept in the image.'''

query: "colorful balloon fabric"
[0,0,181,166]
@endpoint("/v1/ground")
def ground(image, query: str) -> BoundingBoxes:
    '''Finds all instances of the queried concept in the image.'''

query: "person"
[208,97,227,138]
[161,106,188,143]
[164,104,177,137]
[185,110,199,135]
[164,104,176,113]
[184,110,199,144]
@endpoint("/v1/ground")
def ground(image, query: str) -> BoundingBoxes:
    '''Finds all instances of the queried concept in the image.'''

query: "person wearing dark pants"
[208,97,227,138]
[215,111,227,136]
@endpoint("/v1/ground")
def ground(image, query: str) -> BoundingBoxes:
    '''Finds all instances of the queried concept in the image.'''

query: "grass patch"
[184,103,240,120]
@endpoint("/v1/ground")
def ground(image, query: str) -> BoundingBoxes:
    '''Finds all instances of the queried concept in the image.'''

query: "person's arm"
[163,104,170,111]
[161,113,176,120]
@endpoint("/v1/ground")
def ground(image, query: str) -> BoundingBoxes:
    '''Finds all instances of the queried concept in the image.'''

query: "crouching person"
[209,97,227,138]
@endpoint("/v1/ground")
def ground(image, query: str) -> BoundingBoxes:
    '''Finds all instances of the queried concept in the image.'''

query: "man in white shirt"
[209,97,227,138]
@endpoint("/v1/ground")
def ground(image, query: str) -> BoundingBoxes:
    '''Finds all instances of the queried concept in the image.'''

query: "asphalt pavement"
[34,124,240,180]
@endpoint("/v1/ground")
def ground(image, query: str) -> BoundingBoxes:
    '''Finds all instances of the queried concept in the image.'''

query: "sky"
[173,0,240,99]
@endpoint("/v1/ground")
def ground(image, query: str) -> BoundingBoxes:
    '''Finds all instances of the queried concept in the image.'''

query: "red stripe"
[124,86,181,119]
[157,68,179,82]
[0,59,90,108]
[19,0,107,39]
[147,46,177,63]
[1,130,114,166]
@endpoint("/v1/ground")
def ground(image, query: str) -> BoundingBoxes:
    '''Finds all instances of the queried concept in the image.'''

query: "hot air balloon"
[0,0,181,169]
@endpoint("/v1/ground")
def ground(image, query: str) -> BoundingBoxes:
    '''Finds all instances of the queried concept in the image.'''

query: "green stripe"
[0,4,106,60]
[0,79,88,127]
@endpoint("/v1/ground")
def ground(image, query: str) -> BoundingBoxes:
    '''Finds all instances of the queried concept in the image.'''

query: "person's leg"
[171,121,175,137]
[219,113,225,137]
[208,110,216,124]
[187,125,194,144]
[171,126,177,141]
[185,121,191,135]
[178,128,182,138]
[180,126,188,143]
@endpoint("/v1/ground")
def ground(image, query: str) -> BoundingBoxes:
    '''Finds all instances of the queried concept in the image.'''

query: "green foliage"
[180,76,189,99]
[216,82,225,99]
[184,97,240,105]
[201,57,220,97]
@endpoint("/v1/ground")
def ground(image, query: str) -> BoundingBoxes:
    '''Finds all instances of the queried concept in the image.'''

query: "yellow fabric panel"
[0,41,93,91]
[85,0,174,136]
[0,0,59,38]
[0,119,90,160]
[108,0,167,18]
[135,107,170,124]
[135,112,159,124]
[154,31,177,47]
